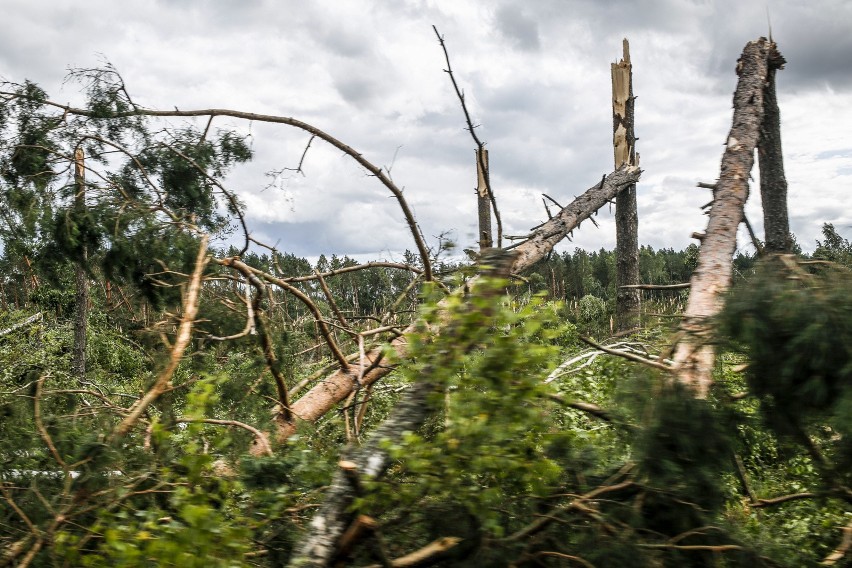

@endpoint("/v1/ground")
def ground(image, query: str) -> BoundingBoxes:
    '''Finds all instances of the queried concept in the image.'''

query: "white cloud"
[1,0,850,259]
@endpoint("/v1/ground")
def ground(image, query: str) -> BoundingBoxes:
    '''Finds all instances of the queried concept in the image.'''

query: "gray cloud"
[1,0,850,260]
[495,5,541,52]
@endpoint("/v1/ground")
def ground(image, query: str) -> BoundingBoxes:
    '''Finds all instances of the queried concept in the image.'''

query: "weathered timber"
[72,147,89,380]
[477,148,493,249]
[612,38,641,331]
[672,38,772,396]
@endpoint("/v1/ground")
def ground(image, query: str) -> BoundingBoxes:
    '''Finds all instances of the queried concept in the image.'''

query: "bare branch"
[0,312,43,337]
[0,93,434,281]
[579,335,672,372]
[620,283,690,290]
[110,234,209,441]
[174,418,272,456]
[219,258,350,370]
[432,25,503,247]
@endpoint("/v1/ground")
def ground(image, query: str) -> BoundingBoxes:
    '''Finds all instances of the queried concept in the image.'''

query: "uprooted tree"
[1,36,851,568]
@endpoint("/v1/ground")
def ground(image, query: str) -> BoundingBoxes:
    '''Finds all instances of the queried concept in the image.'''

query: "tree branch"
[110,234,209,441]
[432,25,503,248]
[0,94,434,281]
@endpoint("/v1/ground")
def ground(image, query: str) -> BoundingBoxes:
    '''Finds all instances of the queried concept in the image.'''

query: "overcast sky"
[2,0,851,262]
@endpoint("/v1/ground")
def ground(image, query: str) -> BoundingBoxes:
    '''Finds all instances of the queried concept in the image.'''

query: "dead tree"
[672,38,774,396]
[758,44,790,252]
[72,147,88,380]
[476,148,493,249]
[612,38,641,332]
[434,26,503,248]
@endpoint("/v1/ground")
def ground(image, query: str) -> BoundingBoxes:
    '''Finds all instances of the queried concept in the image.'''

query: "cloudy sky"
[2,0,851,262]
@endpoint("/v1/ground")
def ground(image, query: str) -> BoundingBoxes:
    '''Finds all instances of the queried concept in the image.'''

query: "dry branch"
[0,312,43,337]
[174,418,272,456]
[110,234,209,441]
[227,261,293,421]
[822,518,852,566]
[620,283,690,290]
[510,165,640,272]
[432,25,503,248]
[220,258,350,370]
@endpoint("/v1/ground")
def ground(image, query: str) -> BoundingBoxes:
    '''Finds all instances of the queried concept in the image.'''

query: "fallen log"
[270,165,641,446]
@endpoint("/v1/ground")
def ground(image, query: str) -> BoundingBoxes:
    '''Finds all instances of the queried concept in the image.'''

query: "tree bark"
[612,38,641,331]
[72,147,88,380]
[476,148,493,250]
[271,166,641,446]
[758,44,790,252]
[672,38,772,397]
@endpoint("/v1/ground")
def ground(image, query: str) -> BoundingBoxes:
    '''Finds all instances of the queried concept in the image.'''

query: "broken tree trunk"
[758,44,790,252]
[270,166,641,447]
[72,147,89,380]
[477,148,493,250]
[672,38,773,397]
[612,38,641,332]
[288,250,518,568]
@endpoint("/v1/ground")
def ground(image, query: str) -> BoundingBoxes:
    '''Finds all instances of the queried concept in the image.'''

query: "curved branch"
[110,234,209,441]
[175,418,273,456]
[1,93,433,280]
[219,257,350,370]
[226,262,293,421]
[283,261,421,283]
[160,141,251,255]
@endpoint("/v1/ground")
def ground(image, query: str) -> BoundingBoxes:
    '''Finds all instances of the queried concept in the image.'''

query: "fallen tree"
[272,164,640,444]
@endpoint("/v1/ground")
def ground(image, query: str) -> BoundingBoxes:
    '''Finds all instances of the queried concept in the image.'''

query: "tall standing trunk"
[72,147,89,380]
[476,148,493,250]
[672,38,772,397]
[758,45,790,252]
[612,39,641,331]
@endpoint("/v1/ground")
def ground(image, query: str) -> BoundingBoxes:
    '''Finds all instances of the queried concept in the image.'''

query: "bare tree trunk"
[672,38,772,397]
[72,147,88,380]
[271,166,641,446]
[476,148,493,250]
[758,45,790,252]
[612,38,641,331]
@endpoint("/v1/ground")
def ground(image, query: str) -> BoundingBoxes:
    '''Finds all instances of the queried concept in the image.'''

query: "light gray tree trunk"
[476,148,492,250]
[673,38,773,397]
